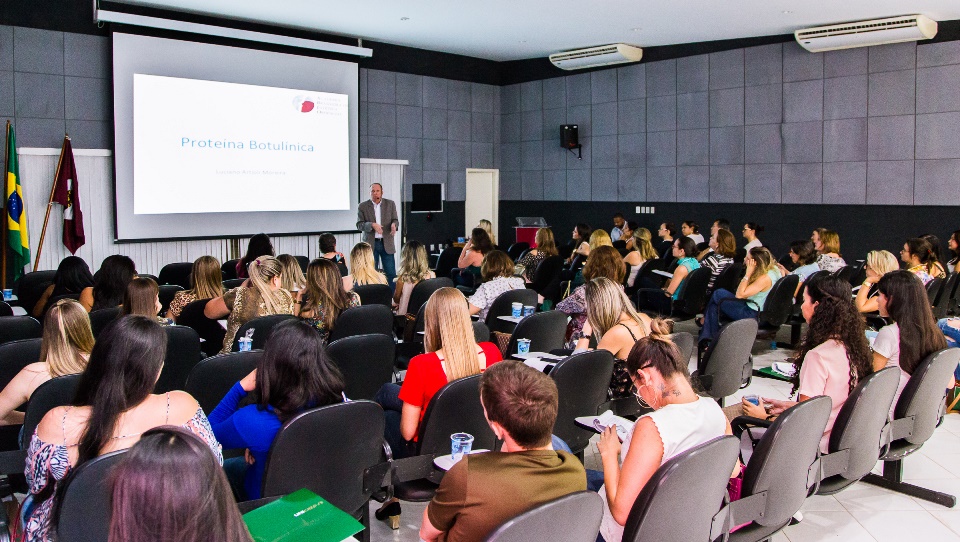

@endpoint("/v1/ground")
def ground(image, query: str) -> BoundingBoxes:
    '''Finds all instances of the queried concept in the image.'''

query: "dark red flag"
[51,138,84,254]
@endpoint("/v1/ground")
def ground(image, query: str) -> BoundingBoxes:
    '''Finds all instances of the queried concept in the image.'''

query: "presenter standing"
[357,183,399,286]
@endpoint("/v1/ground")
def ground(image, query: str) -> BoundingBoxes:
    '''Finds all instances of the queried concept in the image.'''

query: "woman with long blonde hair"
[205,255,295,353]
[167,256,223,321]
[0,299,93,425]
[373,287,503,527]
[394,241,435,315]
[622,227,659,287]
[577,229,613,259]
[856,250,899,313]
[478,219,496,246]
[517,228,559,282]
[699,246,781,346]
[297,258,361,342]
[348,242,387,287]
[277,254,306,293]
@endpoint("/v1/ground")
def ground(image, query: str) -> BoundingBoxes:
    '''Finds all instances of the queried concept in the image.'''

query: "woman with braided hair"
[740,275,873,452]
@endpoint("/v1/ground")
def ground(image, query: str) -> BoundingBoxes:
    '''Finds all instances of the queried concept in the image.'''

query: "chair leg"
[776,323,802,349]
[862,459,957,508]
[359,502,371,542]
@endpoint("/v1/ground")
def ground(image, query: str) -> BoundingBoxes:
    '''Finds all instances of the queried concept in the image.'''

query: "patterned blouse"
[300,291,361,343]
[557,285,588,349]
[167,290,197,320]
[467,277,526,320]
[517,251,547,281]
[22,402,221,542]
[816,254,847,273]
[220,287,295,354]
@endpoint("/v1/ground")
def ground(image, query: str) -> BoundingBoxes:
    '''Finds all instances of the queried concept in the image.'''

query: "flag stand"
[1,121,10,290]
[33,135,69,272]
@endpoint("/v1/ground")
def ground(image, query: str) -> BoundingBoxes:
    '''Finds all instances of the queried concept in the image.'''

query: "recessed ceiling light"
[519,39,527,43]
[631,27,642,32]
[782,10,793,14]
[400,17,410,21]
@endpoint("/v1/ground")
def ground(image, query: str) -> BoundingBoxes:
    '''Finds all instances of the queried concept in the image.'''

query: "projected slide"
[133,74,349,215]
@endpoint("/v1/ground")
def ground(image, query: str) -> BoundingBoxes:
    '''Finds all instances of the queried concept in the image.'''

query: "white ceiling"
[111,1,960,61]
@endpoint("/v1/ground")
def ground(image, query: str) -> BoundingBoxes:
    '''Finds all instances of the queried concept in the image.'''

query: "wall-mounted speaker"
[560,124,579,149]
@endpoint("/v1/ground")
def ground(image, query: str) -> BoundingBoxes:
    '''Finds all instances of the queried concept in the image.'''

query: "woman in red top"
[373,287,502,528]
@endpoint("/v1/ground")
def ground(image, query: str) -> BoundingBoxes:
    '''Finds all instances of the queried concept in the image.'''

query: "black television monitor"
[411,183,444,213]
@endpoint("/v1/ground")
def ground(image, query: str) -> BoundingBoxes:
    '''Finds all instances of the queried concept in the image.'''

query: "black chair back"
[926,276,945,308]
[326,334,396,400]
[328,304,394,343]
[735,396,831,538]
[184,351,261,415]
[154,326,203,394]
[671,266,712,317]
[622,436,739,542]
[157,262,193,288]
[39,293,80,319]
[473,321,491,343]
[833,265,855,284]
[176,299,226,357]
[0,301,11,317]
[89,307,120,338]
[818,367,900,495]
[550,350,615,455]
[261,401,385,517]
[758,274,800,329]
[669,332,695,366]
[294,255,309,272]
[434,247,463,277]
[530,256,565,303]
[21,374,81,448]
[353,283,394,308]
[713,262,744,294]
[484,289,539,333]
[0,315,41,345]
[231,314,297,352]
[0,338,42,393]
[695,319,757,403]
[222,278,245,289]
[158,284,184,315]
[933,275,955,318]
[506,310,567,357]
[892,348,959,449]
[56,450,127,542]
[506,242,530,261]
[406,277,454,316]
[417,374,497,456]
[13,271,55,315]
[137,273,159,284]
[221,258,239,280]
[484,491,603,542]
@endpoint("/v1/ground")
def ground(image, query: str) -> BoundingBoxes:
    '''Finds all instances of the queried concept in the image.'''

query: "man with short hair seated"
[419,361,586,542]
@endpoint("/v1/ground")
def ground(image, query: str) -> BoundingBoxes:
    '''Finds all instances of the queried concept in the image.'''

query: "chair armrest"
[238,496,282,514]
[0,450,27,476]
[710,491,769,539]
[390,454,439,485]
[730,415,772,439]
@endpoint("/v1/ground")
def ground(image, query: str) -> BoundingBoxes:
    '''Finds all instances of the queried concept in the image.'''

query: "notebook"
[243,488,363,542]
[575,410,634,442]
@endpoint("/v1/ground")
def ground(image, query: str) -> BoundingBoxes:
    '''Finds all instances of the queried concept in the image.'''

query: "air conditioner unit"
[549,44,643,70]
[795,15,937,53]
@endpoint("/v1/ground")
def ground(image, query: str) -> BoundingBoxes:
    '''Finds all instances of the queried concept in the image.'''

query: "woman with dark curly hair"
[740,275,872,452]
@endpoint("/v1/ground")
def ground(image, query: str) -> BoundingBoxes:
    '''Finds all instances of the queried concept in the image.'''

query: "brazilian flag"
[6,125,29,279]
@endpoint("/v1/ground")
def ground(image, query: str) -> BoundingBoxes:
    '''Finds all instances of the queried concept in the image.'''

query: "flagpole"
[34,135,68,272]
[1,121,10,290]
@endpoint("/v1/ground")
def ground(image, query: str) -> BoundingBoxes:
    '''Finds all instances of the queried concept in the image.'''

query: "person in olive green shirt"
[419,361,586,542]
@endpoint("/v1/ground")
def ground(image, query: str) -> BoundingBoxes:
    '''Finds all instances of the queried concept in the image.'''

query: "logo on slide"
[293,95,316,113]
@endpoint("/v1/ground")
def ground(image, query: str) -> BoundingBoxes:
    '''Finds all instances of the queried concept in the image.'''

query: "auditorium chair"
[528,256,564,306]
[780,270,830,348]
[718,274,799,342]
[0,338,42,451]
[635,266,711,321]
[230,314,297,352]
[0,316,41,346]
[405,277,454,317]
[89,307,120,338]
[11,270,55,313]
[154,326,203,394]
[294,255,309,272]
[328,304,393,343]
[221,258,240,280]
[692,318,757,406]
[327,334,395,400]
[158,284,184,315]
[432,247,462,278]
[484,288,538,334]
[502,310,567,357]
[55,450,127,542]
[550,350,614,457]
[222,278,245,289]
[184,350,261,415]
[711,262,745,296]
[484,491,603,542]
[39,293,80,319]
[157,262,193,288]
[505,242,529,261]
[352,283,393,308]
[0,302,11,317]
[177,299,226,357]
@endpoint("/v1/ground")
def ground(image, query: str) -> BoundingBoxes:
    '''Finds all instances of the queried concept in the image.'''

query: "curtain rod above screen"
[95,9,373,57]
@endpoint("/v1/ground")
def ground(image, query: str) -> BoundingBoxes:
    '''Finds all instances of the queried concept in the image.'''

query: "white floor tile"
[834,482,927,512]
[851,510,960,542]
[780,510,876,541]
[931,511,960,537]
[800,495,847,512]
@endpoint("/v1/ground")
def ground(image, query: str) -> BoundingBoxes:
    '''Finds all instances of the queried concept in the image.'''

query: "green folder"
[754,366,792,382]
[243,489,364,542]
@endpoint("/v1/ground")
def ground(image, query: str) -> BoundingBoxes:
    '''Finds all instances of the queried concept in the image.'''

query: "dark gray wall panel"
[823,161,867,204]
[915,159,960,205]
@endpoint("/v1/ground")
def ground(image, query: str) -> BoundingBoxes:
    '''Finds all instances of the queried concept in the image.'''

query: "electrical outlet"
[635,205,642,213]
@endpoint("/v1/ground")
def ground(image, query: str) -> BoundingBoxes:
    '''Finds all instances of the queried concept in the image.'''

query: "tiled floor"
[368,323,960,541]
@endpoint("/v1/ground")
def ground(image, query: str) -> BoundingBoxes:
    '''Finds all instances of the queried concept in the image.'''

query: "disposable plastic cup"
[451,433,474,462]
[517,338,531,354]
[511,302,523,318]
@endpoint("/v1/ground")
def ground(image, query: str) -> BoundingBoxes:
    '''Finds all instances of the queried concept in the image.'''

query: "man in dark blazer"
[356,182,399,285]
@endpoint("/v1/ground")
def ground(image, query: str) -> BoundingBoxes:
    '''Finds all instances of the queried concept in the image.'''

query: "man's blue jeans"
[373,239,396,286]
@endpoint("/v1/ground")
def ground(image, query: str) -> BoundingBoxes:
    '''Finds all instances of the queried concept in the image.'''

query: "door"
[465,169,499,246]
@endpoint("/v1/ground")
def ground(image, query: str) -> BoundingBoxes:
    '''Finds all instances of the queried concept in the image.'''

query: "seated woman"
[739,275,873,452]
[872,271,947,413]
[778,240,820,296]
[121,277,171,325]
[277,254,306,294]
[656,222,676,259]
[516,228,559,282]
[205,256,295,354]
[558,247,626,349]
[921,234,947,277]
[576,277,654,401]
[699,247,781,345]
[478,218,497,247]
[32,256,94,318]
[394,241,435,315]
[80,255,137,312]
[619,221,638,252]
[901,237,944,285]
[318,232,350,277]
[373,287,502,526]
[948,230,960,274]
[348,242,388,288]
[454,228,493,286]
[22,315,220,541]
[236,233,274,279]
[681,220,704,245]
[742,222,763,251]
[467,251,526,321]
[166,255,223,322]
[699,229,736,297]
[566,223,592,265]
[622,228,658,290]
[855,250,899,313]
[595,334,731,542]
[813,229,846,272]
[210,320,346,500]
[636,236,700,315]
[0,299,93,426]
[109,427,252,542]
[296,258,361,343]
[581,229,613,259]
